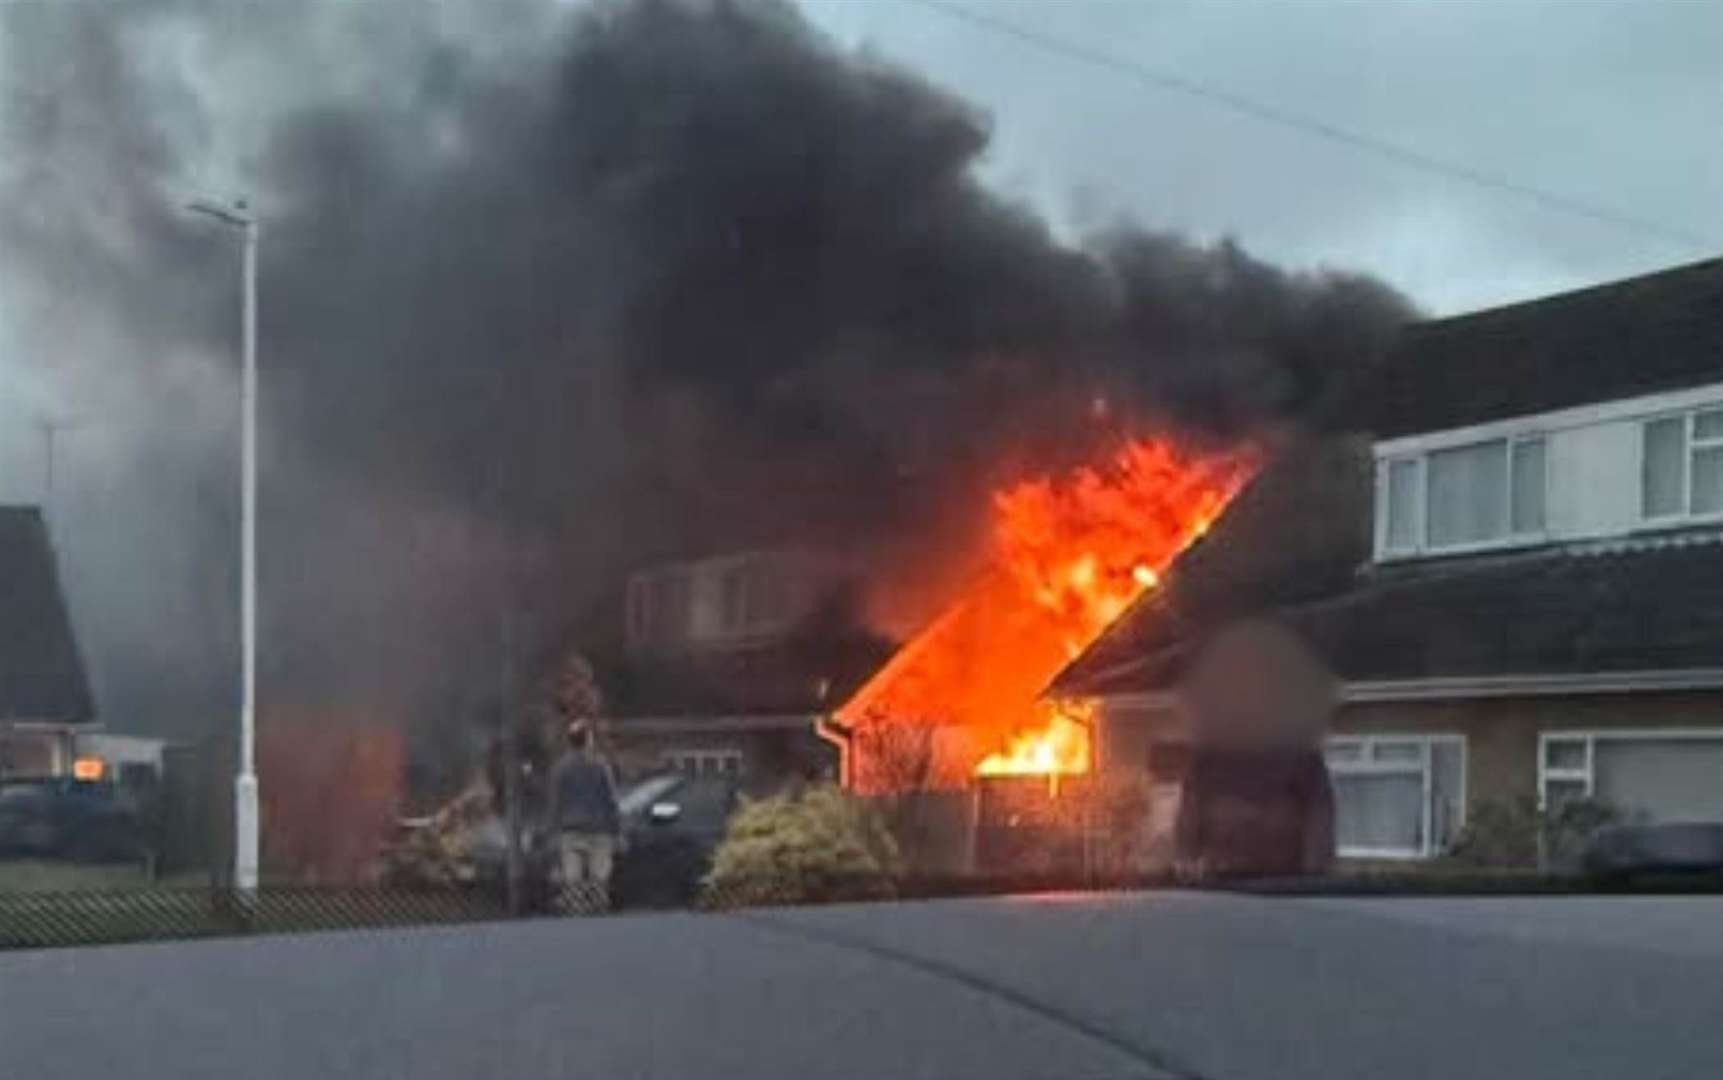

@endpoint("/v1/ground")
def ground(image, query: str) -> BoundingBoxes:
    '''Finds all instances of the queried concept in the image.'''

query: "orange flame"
[839,436,1256,792]
[975,701,1093,777]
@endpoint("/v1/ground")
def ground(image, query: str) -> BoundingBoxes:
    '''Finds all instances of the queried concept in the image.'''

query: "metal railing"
[6,864,1723,951]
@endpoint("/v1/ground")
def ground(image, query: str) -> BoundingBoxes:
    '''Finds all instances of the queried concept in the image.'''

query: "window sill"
[1376,533,1553,564]
[1336,846,1433,861]
[1633,510,1723,532]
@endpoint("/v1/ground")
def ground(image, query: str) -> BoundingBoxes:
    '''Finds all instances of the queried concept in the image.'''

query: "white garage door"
[1593,737,1723,823]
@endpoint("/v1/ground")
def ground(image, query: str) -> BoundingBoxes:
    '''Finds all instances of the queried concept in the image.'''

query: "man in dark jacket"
[548,721,622,905]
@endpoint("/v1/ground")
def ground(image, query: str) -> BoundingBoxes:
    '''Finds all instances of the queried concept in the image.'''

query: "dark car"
[611,772,741,909]
[0,778,148,863]
[1581,822,1723,882]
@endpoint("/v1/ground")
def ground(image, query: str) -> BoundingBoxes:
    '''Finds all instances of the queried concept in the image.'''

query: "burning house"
[807,432,1367,877]
[826,437,1257,795]
[600,548,891,790]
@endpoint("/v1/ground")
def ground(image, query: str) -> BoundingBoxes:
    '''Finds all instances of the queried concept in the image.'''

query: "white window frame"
[1638,407,1723,525]
[665,748,744,777]
[1326,733,1467,859]
[1380,455,1424,556]
[1377,435,1548,560]
[1537,728,1723,810]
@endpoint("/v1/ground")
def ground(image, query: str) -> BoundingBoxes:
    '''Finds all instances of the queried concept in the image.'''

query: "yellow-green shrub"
[703,785,901,907]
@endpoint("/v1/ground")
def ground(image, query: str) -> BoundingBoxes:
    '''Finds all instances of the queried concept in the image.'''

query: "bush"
[1542,796,1623,866]
[1447,796,1539,868]
[1447,795,1621,869]
[703,785,902,907]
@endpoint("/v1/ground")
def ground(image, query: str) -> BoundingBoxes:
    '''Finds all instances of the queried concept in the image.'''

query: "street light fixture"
[187,196,261,891]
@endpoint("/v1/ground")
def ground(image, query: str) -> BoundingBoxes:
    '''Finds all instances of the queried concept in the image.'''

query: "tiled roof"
[1062,536,1723,695]
[1370,256,1723,438]
[1285,536,1723,682]
[601,627,893,719]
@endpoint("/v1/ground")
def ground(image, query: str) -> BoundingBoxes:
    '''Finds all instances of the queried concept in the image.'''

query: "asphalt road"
[4,891,1722,1080]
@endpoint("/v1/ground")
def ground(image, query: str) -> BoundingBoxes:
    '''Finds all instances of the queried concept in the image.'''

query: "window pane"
[1385,459,1419,551]
[750,571,787,624]
[721,569,746,629]
[1430,741,1465,851]
[1325,741,1363,765]
[1372,741,1423,764]
[659,572,691,643]
[1427,440,1507,547]
[1544,739,1587,772]
[1695,408,1723,442]
[1643,417,1686,518]
[1693,446,1723,515]
[1510,438,1546,533]
[1594,738,1723,823]
[1334,772,1424,853]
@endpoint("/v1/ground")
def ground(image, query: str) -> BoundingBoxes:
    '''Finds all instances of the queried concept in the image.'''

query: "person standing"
[548,720,621,908]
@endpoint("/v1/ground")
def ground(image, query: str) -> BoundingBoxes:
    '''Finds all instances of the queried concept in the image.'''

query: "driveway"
[3,891,1721,1079]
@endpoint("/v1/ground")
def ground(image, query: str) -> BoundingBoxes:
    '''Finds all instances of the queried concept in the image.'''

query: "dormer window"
[1381,435,1546,557]
[1642,407,1723,522]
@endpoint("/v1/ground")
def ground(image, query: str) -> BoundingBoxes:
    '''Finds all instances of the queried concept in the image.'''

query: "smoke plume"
[0,0,1410,794]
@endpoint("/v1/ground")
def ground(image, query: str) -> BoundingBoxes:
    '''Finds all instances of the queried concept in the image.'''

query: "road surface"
[4,891,1722,1079]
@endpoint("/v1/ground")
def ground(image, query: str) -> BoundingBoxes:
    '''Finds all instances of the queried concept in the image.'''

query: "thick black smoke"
[0,0,1409,794]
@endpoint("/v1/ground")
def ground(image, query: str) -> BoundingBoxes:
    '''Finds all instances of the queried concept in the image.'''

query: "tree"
[552,651,604,729]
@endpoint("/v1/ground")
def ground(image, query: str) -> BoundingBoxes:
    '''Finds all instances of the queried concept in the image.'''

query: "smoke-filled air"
[0,0,1411,796]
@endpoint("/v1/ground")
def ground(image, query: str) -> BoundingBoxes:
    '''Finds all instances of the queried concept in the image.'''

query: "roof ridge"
[1409,255,1723,333]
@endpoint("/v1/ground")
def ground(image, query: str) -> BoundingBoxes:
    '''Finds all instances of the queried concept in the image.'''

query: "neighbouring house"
[0,506,97,779]
[599,547,893,791]
[1055,256,1723,862]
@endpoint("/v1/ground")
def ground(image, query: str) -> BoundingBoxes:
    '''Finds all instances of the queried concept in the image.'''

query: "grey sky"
[797,0,1722,315]
[0,0,1717,745]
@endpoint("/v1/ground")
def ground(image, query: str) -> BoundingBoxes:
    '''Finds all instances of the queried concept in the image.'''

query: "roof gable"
[1051,434,1371,696]
[0,507,94,722]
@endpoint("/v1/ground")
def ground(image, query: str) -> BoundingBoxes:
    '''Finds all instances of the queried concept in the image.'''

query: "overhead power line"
[903,0,1715,253]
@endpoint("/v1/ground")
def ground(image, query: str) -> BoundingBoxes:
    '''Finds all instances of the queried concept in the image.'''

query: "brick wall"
[1334,690,1723,809]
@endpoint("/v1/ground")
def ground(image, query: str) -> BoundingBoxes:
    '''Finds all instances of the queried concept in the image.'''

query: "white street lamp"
[187,196,261,891]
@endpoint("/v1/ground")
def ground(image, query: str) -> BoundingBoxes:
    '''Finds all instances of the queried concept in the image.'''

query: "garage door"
[1593,737,1723,823]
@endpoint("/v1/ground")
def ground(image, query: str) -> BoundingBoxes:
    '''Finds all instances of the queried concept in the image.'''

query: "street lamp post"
[188,197,260,891]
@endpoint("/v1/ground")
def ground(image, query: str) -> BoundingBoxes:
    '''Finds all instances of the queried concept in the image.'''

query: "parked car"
[0,778,148,863]
[612,772,741,908]
[1581,822,1723,882]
